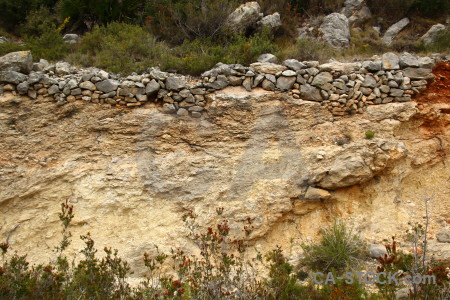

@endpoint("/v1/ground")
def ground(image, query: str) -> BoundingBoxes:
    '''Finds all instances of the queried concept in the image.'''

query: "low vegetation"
[0,0,448,75]
[0,201,448,299]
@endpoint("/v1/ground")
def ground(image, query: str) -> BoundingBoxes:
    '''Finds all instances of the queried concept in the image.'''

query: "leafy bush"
[365,130,375,139]
[301,219,366,273]
[424,26,450,53]
[24,25,68,61]
[67,22,171,74]
[0,42,24,56]
[280,37,337,62]
[0,0,58,33]
[166,31,278,75]
[144,0,240,45]
[57,0,145,32]
[20,6,59,37]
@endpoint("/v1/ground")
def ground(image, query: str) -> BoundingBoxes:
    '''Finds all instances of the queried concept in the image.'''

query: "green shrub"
[57,0,145,32]
[280,37,337,62]
[301,219,366,273]
[365,130,375,139]
[144,0,240,45]
[0,42,25,56]
[20,6,59,37]
[67,22,171,74]
[24,25,68,61]
[425,26,450,53]
[166,31,278,75]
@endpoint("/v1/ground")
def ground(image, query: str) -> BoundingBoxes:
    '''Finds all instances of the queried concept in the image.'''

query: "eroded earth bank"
[1,64,449,277]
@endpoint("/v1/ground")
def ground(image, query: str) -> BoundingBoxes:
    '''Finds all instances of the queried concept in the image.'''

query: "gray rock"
[136,94,147,102]
[145,79,160,95]
[55,62,71,75]
[276,76,296,90]
[27,72,43,84]
[318,61,360,73]
[257,12,281,30]
[243,77,253,91]
[79,81,96,91]
[253,74,264,87]
[48,84,59,95]
[390,88,404,97]
[399,52,419,68]
[319,13,350,48]
[0,51,33,74]
[0,36,8,43]
[149,68,168,81]
[33,59,50,72]
[165,77,186,91]
[304,187,331,201]
[177,108,189,116]
[163,103,176,114]
[362,60,382,72]
[300,84,322,101]
[0,71,27,84]
[436,228,450,243]
[312,72,333,87]
[382,18,409,45]
[16,82,29,94]
[402,67,433,80]
[250,62,287,74]
[281,70,296,77]
[284,59,306,71]
[225,1,262,33]
[257,53,277,63]
[191,111,202,118]
[362,75,377,88]
[382,52,400,70]
[66,79,78,90]
[71,88,81,96]
[418,57,434,69]
[96,79,119,93]
[369,244,387,258]
[261,79,275,91]
[420,24,446,45]
[63,34,80,44]
[205,79,228,90]
[341,0,372,24]
[228,76,244,86]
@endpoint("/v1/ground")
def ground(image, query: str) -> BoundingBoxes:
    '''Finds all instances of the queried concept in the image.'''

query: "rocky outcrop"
[319,13,350,48]
[382,18,410,46]
[224,1,262,33]
[420,24,446,45]
[257,12,281,31]
[0,51,33,74]
[341,0,372,24]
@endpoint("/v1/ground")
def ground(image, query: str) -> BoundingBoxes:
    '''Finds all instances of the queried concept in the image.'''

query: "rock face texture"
[420,24,446,45]
[225,1,262,33]
[1,60,450,276]
[382,18,410,46]
[319,13,350,47]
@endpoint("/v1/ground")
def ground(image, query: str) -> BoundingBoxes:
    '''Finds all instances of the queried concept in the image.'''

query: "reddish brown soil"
[413,62,450,136]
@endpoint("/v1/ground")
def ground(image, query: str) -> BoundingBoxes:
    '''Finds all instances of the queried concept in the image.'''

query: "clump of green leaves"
[301,219,366,273]
[365,130,375,139]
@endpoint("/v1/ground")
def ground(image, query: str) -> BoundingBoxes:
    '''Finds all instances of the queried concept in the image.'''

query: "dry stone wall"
[0,51,441,117]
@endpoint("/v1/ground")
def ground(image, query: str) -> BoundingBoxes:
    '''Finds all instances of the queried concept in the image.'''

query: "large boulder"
[341,0,372,24]
[63,34,80,44]
[319,13,350,48]
[0,51,33,74]
[257,12,281,31]
[225,2,262,33]
[381,18,409,46]
[0,71,27,84]
[420,24,446,45]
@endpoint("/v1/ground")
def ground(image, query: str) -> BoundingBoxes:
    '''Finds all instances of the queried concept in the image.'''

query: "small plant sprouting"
[365,130,375,139]
[54,199,74,257]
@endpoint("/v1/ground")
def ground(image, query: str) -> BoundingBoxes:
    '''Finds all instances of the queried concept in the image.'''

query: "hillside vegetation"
[0,0,449,75]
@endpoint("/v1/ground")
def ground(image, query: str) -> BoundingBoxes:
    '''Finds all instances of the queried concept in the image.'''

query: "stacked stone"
[0,50,441,118]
